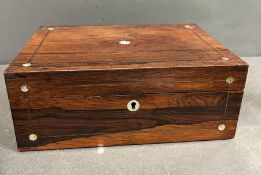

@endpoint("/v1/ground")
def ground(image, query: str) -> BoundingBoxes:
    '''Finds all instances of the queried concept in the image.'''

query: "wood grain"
[11,91,242,151]
[18,120,238,151]
[5,66,247,108]
[5,24,247,73]
[4,24,248,151]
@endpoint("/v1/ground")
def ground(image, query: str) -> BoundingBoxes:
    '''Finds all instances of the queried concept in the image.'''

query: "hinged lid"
[5,24,247,73]
[5,24,248,99]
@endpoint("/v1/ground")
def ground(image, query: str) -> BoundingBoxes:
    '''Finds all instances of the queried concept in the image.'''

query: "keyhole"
[131,102,136,110]
[127,100,140,111]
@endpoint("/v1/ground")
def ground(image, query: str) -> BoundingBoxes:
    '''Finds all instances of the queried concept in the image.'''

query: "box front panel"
[7,86,243,151]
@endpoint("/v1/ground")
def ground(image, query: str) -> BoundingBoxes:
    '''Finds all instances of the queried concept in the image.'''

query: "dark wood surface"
[12,91,243,151]
[4,24,248,151]
[5,66,247,108]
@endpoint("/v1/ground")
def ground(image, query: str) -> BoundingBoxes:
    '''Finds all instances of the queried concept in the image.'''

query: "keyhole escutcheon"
[127,100,140,111]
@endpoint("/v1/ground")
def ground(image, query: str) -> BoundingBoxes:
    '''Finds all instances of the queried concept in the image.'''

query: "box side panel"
[4,74,29,149]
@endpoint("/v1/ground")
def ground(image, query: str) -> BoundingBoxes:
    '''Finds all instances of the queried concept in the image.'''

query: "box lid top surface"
[6,24,247,73]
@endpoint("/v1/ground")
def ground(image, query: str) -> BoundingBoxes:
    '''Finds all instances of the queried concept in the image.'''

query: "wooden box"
[4,24,248,151]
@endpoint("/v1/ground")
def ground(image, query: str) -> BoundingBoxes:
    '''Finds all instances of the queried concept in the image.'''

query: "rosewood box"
[4,24,248,151]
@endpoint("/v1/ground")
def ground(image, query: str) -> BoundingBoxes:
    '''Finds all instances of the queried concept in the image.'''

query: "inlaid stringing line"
[27,29,50,64]
[191,29,224,59]
[223,91,230,124]
[22,91,34,133]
